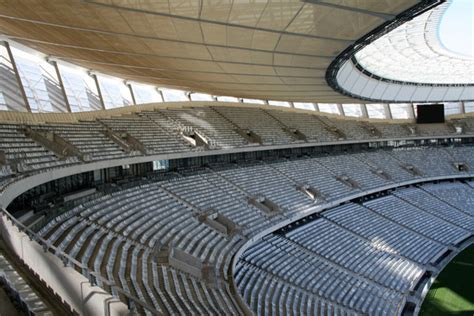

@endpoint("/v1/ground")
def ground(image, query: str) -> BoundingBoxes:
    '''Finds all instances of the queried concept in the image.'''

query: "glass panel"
[318,103,340,115]
[13,47,68,113]
[242,98,265,104]
[268,100,290,107]
[464,102,474,113]
[59,63,102,112]
[189,92,214,101]
[98,75,133,109]
[444,102,461,115]
[132,83,163,104]
[216,96,240,102]
[0,45,28,112]
[293,102,315,110]
[342,104,363,117]
[366,104,387,119]
[389,103,413,119]
[161,88,189,102]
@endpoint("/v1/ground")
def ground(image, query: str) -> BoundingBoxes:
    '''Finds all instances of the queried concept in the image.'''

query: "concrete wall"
[0,214,129,316]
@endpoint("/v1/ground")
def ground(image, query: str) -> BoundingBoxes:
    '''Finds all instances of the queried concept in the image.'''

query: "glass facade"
[366,104,387,119]
[0,44,27,112]
[268,100,290,107]
[189,92,214,101]
[13,47,68,113]
[131,83,163,104]
[293,102,315,110]
[59,64,102,112]
[354,2,473,85]
[318,104,341,115]
[97,75,133,109]
[161,88,189,102]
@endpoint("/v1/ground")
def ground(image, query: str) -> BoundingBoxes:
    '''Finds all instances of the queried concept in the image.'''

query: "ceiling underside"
[0,0,419,102]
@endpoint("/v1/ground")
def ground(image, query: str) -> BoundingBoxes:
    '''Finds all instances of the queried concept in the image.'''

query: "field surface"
[420,244,474,316]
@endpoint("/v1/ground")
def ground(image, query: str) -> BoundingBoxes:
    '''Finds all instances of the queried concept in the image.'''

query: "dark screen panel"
[416,104,445,124]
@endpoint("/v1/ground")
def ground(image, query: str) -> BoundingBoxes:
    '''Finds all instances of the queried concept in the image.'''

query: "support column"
[383,104,392,119]
[289,102,295,108]
[336,104,345,116]
[126,83,137,106]
[50,60,72,113]
[360,104,369,118]
[460,102,466,114]
[3,41,31,112]
[90,73,106,110]
[155,88,164,102]
[313,103,320,112]
[408,103,416,119]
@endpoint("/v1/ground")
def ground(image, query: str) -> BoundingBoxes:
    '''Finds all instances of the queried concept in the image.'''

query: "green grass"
[420,244,474,316]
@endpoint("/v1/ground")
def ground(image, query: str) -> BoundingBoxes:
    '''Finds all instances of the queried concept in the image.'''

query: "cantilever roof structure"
[0,0,422,103]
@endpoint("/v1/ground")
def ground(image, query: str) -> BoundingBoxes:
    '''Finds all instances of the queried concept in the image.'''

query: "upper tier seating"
[0,107,473,184]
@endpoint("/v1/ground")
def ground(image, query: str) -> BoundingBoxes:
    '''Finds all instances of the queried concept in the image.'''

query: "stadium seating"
[0,107,473,315]
[25,146,473,315]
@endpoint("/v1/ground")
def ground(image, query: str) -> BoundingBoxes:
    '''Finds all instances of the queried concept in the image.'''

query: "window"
[0,44,27,112]
[342,104,363,117]
[294,102,315,110]
[13,47,68,112]
[464,102,474,113]
[318,103,340,115]
[444,102,462,116]
[160,88,189,102]
[389,104,413,119]
[242,98,265,104]
[366,104,387,119]
[189,92,214,101]
[268,100,290,107]
[216,96,240,102]
[98,75,133,109]
[132,83,163,104]
[59,64,102,112]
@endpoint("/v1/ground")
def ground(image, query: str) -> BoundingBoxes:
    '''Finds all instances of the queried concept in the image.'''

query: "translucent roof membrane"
[354,1,474,84]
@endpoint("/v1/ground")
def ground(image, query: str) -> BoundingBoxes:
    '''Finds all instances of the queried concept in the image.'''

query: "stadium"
[0,0,472,315]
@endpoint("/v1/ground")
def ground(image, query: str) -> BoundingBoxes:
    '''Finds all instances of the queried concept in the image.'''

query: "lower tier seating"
[12,147,474,315]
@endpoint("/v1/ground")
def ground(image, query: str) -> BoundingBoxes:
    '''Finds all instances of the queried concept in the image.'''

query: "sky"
[438,0,474,57]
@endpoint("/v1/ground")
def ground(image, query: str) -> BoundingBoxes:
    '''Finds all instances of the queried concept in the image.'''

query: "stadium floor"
[420,244,474,316]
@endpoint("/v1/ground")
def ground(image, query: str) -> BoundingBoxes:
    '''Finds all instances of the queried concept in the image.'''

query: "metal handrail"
[0,208,161,315]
